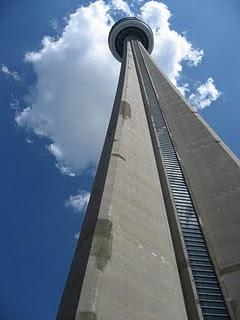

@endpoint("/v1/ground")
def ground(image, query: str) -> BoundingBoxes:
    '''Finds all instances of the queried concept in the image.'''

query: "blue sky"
[1,1,240,319]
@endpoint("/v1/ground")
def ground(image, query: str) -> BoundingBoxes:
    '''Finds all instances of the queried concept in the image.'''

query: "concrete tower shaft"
[108,17,154,61]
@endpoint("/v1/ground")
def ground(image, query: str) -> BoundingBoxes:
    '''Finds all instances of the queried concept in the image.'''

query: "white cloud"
[74,232,80,240]
[16,1,119,174]
[48,143,63,159]
[15,0,219,175]
[189,77,221,110]
[10,99,20,110]
[112,0,132,15]
[139,1,204,84]
[1,64,21,81]
[177,83,189,96]
[186,48,204,66]
[65,190,90,213]
[55,164,76,177]
[50,19,59,31]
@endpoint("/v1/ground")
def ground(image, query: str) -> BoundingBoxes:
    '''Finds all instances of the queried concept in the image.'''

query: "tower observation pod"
[56,18,240,320]
[108,17,154,61]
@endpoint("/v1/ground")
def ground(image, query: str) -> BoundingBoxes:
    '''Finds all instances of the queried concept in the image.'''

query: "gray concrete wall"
[57,42,188,320]
[140,43,240,320]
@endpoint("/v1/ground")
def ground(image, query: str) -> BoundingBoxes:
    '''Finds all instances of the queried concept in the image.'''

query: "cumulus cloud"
[1,64,21,81]
[112,0,132,15]
[65,190,90,213]
[139,1,204,84]
[189,77,221,110]
[15,0,218,175]
[16,0,119,175]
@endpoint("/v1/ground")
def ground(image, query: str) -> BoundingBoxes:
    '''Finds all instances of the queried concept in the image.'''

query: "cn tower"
[57,18,240,320]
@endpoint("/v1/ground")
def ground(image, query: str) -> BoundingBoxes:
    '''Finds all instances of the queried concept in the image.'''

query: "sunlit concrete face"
[56,18,240,320]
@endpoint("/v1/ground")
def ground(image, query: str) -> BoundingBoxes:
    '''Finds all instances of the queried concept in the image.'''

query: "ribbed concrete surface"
[57,42,187,320]
[140,43,240,320]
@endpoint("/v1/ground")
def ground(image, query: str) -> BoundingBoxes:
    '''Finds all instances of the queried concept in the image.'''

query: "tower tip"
[108,17,154,62]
